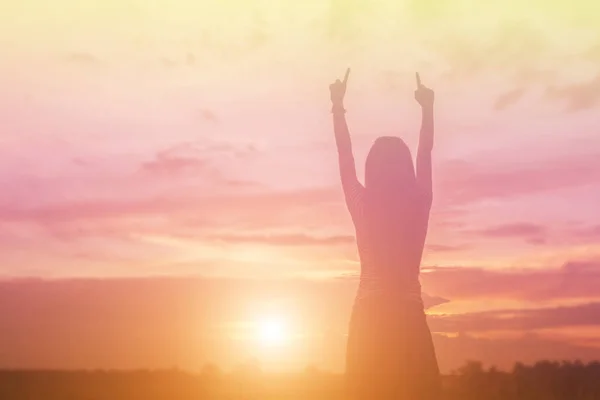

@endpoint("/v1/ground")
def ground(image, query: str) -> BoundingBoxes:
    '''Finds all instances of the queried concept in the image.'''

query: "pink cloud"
[141,152,210,176]
[437,152,600,206]
[426,244,470,253]
[474,223,545,238]
[429,302,600,333]
[199,233,355,247]
[421,260,600,302]
[466,222,547,245]
[572,224,600,240]
[4,148,598,231]
[1,143,598,278]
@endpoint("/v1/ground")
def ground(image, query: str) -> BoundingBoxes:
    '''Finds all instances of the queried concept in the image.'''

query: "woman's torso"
[349,187,431,303]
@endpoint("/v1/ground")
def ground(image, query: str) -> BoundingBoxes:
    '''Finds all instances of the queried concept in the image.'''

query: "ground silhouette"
[2,360,600,399]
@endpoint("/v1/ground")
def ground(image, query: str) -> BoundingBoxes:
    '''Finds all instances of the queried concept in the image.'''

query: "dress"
[339,155,441,400]
[346,293,440,400]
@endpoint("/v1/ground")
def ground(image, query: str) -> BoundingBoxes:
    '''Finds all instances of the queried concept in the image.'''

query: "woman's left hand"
[415,72,434,109]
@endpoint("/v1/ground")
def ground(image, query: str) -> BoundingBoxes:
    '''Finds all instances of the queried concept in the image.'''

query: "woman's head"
[365,136,416,195]
[364,136,418,250]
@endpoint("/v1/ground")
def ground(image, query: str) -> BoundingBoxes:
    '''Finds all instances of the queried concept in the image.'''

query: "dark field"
[2,360,600,399]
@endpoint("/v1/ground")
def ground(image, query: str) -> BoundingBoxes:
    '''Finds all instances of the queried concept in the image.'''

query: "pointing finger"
[416,72,422,88]
[343,68,350,86]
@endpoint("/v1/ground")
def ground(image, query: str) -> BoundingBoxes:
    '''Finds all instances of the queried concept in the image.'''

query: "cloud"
[2,147,597,259]
[0,185,338,235]
[0,195,187,225]
[429,302,600,333]
[477,223,545,237]
[437,152,600,206]
[421,260,600,302]
[0,184,344,273]
[2,138,597,278]
[572,224,600,240]
[426,244,470,253]
[545,75,600,111]
[134,148,599,228]
[200,232,355,247]
[494,87,526,110]
[141,152,210,176]
[140,141,259,182]
[467,222,547,245]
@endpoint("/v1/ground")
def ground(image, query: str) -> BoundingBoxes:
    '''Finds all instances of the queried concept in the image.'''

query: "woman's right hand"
[330,68,350,106]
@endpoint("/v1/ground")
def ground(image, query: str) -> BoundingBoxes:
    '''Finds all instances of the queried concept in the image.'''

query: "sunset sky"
[1,0,599,373]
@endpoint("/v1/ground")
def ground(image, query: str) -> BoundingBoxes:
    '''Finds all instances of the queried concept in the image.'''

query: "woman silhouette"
[330,69,440,399]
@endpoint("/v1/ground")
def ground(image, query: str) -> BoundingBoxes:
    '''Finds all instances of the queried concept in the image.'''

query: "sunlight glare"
[257,316,288,347]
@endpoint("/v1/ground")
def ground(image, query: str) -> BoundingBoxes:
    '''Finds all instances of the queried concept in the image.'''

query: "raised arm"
[330,69,363,207]
[414,73,435,209]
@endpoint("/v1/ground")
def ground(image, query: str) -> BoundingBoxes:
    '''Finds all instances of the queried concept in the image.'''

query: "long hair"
[364,136,416,196]
[363,136,420,273]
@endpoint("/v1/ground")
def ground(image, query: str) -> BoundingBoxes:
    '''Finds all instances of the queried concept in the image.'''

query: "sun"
[256,316,288,347]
